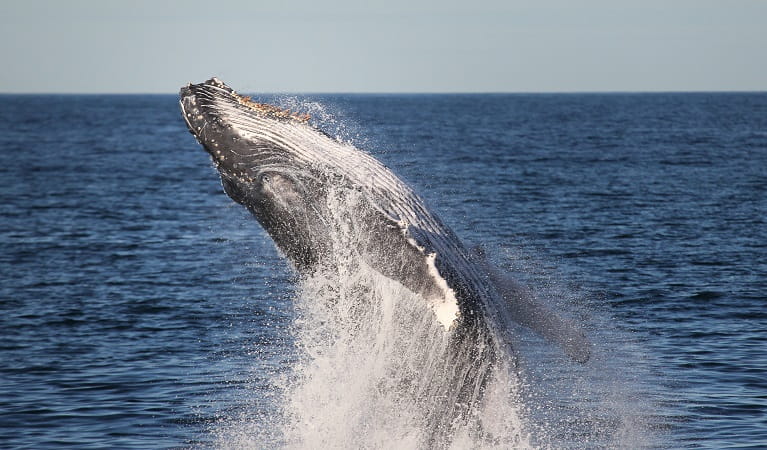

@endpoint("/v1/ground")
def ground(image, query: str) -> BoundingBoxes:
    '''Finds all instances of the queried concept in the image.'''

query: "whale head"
[179,78,328,270]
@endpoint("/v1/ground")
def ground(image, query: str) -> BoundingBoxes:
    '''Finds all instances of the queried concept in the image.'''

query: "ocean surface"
[1,92,765,449]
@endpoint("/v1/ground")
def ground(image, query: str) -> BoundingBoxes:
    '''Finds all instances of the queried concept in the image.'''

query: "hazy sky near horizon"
[1,0,765,93]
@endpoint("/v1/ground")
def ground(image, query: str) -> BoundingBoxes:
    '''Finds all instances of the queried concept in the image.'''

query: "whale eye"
[260,173,270,183]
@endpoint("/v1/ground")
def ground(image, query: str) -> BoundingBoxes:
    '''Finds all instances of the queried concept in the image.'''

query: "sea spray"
[213,239,659,449]
[487,245,659,449]
[275,187,530,449]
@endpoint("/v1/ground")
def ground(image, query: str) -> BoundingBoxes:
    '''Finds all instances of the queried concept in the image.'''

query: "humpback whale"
[179,78,590,440]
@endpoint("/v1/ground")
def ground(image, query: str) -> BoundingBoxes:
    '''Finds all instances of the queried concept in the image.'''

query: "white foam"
[213,183,529,449]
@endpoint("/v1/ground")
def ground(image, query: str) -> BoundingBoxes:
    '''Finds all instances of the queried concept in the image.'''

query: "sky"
[1,0,765,93]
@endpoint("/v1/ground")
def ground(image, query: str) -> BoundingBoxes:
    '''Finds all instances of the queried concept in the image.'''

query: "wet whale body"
[179,78,589,441]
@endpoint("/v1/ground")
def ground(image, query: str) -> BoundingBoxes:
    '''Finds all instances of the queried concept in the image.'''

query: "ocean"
[0,92,765,448]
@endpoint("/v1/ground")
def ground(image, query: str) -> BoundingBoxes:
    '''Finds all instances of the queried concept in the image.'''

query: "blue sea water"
[0,92,765,448]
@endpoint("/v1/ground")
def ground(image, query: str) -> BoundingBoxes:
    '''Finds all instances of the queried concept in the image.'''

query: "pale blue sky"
[1,0,765,93]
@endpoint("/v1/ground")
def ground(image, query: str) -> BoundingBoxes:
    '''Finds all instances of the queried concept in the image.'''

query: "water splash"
[284,187,530,449]
[274,96,367,148]
[212,187,532,448]
[212,232,657,448]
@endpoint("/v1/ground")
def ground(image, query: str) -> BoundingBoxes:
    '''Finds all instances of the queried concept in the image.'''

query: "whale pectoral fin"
[500,278,591,363]
[473,250,591,363]
[359,207,460,329]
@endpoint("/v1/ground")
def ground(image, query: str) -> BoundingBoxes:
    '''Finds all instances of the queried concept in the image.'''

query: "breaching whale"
[179,78,590,437]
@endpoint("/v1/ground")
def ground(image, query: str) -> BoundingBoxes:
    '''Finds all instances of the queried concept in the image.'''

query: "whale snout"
[180,79,277,183]
[179,78,234,135]
[179,81,236,163]
[179,77,319,179]
[179,85,206,138]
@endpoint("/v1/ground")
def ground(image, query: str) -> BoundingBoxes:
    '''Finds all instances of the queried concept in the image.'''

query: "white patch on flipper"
[399,220,459,329]
[425,253,460,329]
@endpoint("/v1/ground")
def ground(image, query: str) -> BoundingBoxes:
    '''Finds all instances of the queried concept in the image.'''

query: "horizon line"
[1,89,766,96]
